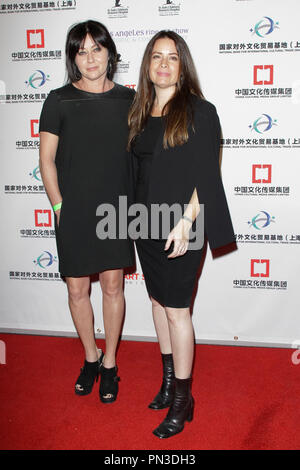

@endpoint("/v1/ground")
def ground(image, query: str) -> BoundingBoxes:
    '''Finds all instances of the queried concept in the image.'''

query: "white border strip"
[0,328,293,349]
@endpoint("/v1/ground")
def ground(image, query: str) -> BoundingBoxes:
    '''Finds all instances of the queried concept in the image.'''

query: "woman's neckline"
[71,82,116,95]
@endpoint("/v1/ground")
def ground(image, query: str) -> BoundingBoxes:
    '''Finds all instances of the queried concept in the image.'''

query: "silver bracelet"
[182,215,193,224]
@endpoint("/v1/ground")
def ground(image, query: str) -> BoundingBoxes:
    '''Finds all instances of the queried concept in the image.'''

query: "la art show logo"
[124,271,145,285]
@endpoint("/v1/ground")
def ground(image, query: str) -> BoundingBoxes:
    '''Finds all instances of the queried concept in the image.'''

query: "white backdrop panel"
[0,0,299,346]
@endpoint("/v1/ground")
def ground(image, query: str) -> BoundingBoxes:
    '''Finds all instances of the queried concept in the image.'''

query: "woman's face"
[149,37,180,91]
[75,34,109,82]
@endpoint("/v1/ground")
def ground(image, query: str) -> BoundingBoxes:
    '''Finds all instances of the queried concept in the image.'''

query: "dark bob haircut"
[65,20,117,82]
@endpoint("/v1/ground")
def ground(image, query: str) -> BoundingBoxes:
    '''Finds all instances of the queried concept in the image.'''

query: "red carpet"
[0,333,299,450]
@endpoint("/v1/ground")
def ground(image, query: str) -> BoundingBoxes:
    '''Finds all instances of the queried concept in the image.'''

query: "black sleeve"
[39,90,61,136]
[191,102,237,254]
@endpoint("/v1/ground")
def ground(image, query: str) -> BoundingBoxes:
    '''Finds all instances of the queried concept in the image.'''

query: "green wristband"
[53,202,62,212]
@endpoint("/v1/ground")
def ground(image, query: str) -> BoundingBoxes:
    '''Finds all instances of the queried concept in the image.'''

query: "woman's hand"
[164,218,192,258]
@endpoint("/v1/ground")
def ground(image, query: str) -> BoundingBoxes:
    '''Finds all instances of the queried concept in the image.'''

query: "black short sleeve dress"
[39,83,135,277]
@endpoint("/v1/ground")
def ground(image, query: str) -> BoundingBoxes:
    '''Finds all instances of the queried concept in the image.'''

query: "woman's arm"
[164,187,200,259]
[181,187,200,224]
[39,131,62,225]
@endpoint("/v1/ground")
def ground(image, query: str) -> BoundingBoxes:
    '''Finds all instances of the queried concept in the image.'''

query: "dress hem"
[147,291,191,310]
[60,260,135,278]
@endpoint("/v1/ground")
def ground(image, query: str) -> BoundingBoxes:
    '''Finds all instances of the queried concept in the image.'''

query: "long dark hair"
[65,20,117,82]
[128,30,204,149]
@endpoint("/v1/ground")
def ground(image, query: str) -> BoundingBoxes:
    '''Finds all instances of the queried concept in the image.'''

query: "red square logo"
[26,29,45,49]
[30,119,39,138]
[251,259,270,278]
[34,209,52,227]
[252,164,272,184]
[253,65,274,85]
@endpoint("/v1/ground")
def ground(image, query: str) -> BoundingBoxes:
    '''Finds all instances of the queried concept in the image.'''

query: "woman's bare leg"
[66,276,99,362]
[151,296,172,354]
[99,269,125,368]
[165,306,194,379]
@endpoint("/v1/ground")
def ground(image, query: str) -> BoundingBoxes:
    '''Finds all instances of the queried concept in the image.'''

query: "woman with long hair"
[128,30,236,438]
[39,20,134,403]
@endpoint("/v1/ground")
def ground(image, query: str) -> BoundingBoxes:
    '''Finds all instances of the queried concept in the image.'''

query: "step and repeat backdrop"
[0,0,299,346]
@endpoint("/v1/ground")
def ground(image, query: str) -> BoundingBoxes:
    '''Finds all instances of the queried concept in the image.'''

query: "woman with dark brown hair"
[39,20,134,404]
[128,30,236,439]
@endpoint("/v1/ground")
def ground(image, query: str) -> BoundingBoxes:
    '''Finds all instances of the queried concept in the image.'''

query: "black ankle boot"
[149,353,175,410]
[99,363,120,404]
[153,377,194,439]
[75,350,103,396]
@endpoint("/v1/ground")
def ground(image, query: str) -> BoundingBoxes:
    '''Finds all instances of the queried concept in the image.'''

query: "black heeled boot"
[75,350,103,396]
[149,353,175,410]
[153,377,194,439]
[99,363,120,404]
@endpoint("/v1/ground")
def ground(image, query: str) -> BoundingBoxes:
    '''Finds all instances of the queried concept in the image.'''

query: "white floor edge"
[0,327,292,349]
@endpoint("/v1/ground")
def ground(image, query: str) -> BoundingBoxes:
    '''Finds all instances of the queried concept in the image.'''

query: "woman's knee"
[67,279,90,304]
[165,306,189,325]
[100,271,123,298]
